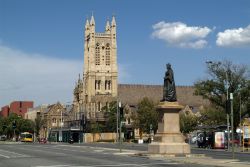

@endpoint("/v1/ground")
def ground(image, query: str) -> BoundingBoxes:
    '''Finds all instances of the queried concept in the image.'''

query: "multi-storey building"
[0,101,33,118]
[73,15,118,120]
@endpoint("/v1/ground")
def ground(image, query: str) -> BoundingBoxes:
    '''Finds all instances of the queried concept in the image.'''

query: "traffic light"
[2,125,7,131]
[119,107,124,120]
[12,121,16,129]
[81,115,87,132]
[225,99,231,114]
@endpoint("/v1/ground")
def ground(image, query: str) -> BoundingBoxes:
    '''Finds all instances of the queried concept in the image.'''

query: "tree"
[180,112,198,134]
[0,113,35,139]
[34,116,44,137]
[198,107,227,126]
[104,101,118,132]
[132,97,158,138]
[194,60,250,131]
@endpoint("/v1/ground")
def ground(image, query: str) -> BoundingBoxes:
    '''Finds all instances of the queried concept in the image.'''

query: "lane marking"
[0,153,10,158]
[32,162,181,167]
[0,149,30,158]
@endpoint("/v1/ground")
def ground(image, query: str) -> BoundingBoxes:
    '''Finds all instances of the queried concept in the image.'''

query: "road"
[0,143,211,167]
[70,142,250,162]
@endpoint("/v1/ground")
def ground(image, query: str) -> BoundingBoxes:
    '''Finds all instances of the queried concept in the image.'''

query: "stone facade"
[72,15,209,125]
[73,15,118,120]
[40,102,72,138]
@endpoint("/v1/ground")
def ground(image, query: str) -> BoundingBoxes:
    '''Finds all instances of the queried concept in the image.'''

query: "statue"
[162,63,177,102]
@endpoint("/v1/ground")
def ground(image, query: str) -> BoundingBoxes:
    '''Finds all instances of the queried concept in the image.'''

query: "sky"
[0,0,250,107]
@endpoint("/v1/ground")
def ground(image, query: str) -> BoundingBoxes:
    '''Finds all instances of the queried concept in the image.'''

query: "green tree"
[19,119,34,133]
[198,107,227,126]
[194,60,250,131]
[180,113,198,134]
[104,101,118,132]
[0,113,35,139]
[34,116,44,137]
[132,97,158,138]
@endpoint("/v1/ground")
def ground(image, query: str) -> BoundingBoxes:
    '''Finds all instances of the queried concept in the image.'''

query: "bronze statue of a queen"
[162,63,177,102]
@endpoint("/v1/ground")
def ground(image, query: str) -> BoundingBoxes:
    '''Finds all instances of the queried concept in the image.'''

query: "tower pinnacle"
[90,14,95,26]
[111,15,116,27]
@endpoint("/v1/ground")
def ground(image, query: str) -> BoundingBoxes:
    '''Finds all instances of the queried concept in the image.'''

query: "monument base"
[148,101,191,155]
[148,142,190,154]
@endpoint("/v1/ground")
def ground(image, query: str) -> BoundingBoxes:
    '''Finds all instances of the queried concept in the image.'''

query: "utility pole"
[226,72,230,151]
[116,101,121,143]
[239,93,242,151]
[230,93,235,159]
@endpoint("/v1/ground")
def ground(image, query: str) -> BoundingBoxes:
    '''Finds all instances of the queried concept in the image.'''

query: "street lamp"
[206,61,230,150]
[116,100,121,143]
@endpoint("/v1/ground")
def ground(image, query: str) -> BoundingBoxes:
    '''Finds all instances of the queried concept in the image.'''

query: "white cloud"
[216,25,250,47]
[0,44,130,107]
[0,44,82,107]
[152,21,212,49]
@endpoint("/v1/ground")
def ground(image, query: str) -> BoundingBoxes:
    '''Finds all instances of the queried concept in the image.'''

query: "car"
[0,135,7,141]
[39,138,47,144]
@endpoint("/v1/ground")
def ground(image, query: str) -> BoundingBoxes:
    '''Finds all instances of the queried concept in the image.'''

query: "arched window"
[52,118,57,127]
[95,43,100,65]
[105,43,110,66]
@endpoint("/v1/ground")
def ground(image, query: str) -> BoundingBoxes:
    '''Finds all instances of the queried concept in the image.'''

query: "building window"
[95,80,101,90]
[105,44,110,66]
[52,118,57,127]
[128,118,131,125]
[105,80,111,90]
[95,43,100,65]
[96,102,101,111]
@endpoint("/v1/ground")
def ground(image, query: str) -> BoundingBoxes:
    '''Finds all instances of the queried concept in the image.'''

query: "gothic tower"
[74,15,118,119]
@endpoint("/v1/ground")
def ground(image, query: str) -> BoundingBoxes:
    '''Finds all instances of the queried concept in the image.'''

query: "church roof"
[118,84,209,107]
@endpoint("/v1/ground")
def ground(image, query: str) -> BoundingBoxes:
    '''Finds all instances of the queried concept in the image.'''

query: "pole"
[227,114,230,149]
[230,93,235,159]
[14,129,16,142]
[239,94,242,151]
[119,121,122,153]
[226,72,230,151]
[116,100,119,143]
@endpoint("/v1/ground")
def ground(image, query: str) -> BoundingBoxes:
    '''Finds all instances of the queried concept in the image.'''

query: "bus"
[20,132,33,142]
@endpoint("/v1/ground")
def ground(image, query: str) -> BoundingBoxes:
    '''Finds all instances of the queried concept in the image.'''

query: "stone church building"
[73,15,118,120]
[73,15,208,127]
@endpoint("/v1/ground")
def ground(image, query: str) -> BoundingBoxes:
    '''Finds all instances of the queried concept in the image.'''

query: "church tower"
[74,15,118,119]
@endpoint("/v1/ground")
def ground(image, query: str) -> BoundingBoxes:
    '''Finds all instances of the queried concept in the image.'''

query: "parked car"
[0,135,7,141]
[68,137,74,144]
[197,132,212,148]
[39,138,47,144]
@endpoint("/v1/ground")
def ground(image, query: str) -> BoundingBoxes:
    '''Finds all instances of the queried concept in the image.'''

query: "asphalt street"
[0,143,211,167]
[69,142,250,162]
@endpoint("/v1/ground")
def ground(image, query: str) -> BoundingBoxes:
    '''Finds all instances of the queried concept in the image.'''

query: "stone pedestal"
[148,101,190,154]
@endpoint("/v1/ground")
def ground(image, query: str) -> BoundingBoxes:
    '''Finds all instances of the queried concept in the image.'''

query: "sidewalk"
[130,152,250,167]
[191,145,250,154]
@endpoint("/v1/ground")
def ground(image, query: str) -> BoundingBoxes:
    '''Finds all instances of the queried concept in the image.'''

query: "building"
[25,105,48,121]
[0,101,34,118]
[69,14,210,142]
[73,15,118,120]
[0,105,9,117]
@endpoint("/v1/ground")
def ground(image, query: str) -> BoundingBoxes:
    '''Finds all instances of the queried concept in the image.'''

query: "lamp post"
[230,93,235,159]
[225,72,230,151]
[206,61,230,150]
[117,100,121,143]
[239,93,242,150]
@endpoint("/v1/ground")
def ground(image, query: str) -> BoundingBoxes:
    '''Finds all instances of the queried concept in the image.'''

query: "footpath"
[123,145,250,167]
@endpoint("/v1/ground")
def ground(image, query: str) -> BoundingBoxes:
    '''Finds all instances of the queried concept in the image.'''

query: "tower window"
[95,80,101,90]
[106,44,110,66]
[105,80,111,90]
[97,102,101,111]
[95,43,100,65]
